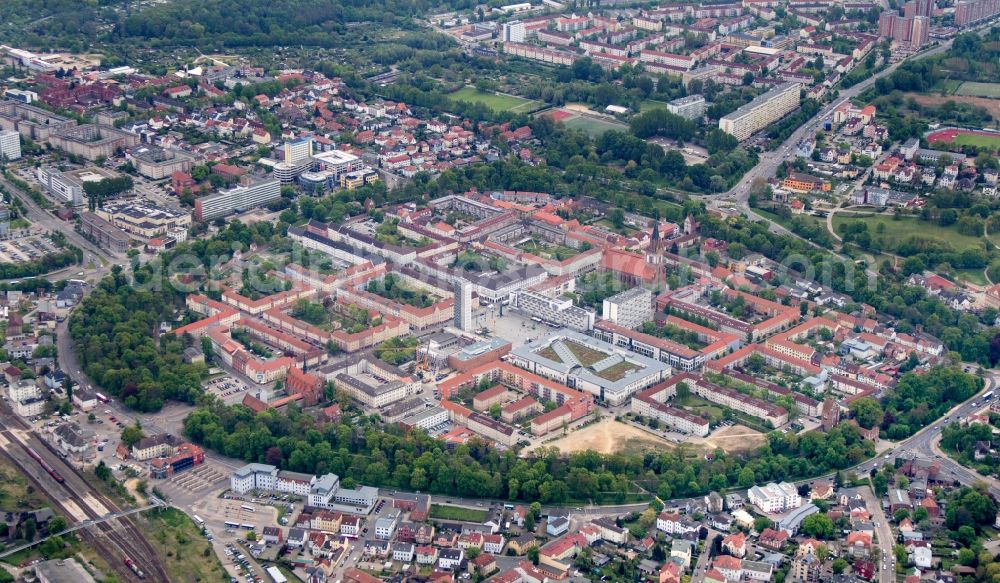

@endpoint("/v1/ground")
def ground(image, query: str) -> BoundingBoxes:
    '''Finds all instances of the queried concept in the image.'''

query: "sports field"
[563,115,628,137]
[927,127,1000,151]
[641,99,672,112]
[449,86,540,113]
[955,81,1000,98]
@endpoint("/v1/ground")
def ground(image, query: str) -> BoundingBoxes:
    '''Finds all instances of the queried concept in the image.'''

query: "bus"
[241,524,255,530]
[224,521,239,529]
[984,391,994,401]
[193,515,204,527]
[241,505,255,513]
[95,392,109,404]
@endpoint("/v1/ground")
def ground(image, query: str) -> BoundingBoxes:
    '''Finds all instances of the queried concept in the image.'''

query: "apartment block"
[0,130,21,161]
[719,82,801,141]
[601,287,653,330]
[748,481,802,513]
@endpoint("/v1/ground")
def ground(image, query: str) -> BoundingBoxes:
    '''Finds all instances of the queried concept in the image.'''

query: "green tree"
[799,514,834,539]
[120,423,146,449]
[849,397,884,430]
[832,558,848,574]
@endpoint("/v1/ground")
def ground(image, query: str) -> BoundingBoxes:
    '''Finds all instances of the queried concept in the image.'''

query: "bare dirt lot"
[532,419,674,455]
[903,92,1000,119]
[703,424,767,453]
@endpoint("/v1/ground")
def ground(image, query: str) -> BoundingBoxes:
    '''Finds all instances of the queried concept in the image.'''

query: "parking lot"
[204,376,252,401]
[0,233,61,263]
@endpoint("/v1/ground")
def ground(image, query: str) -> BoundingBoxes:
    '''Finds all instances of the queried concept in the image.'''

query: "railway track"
[0,407,171,583]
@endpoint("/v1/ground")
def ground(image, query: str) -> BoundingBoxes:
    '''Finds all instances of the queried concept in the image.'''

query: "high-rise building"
[454,281,474,331]
[719,82,801,141]
[904,0,934,17]
[954,0,1000,25]
[502,20,526,43]
[284,136,314,165]
[0,130,21,161]
[878,11,929,49]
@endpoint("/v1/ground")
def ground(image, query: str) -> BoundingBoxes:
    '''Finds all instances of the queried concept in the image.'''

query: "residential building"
[0,130,21,161]
[748,481,802,513]
[666,95,707,120]
[602,287,653,330]
[125,145,193,179]
[719,82,801,141]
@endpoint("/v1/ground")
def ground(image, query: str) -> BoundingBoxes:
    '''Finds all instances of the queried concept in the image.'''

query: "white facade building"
[602,287,653,330]
[230,463,279,494]
[0,130,21,161]
[748,481,801,513]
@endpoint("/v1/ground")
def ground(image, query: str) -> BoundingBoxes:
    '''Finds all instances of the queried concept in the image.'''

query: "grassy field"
[449,87,540,113]
[675,395,725,424]
[955,268,989,286]
[429,504,488,523]
[563,115,628,137]
[956,81,1000,98]
[138,507,229,583]
[0,457,51,511]
[832,214,988,252]
[952,133,1000,150]
[565,340,609,366]
[640,100,671,112]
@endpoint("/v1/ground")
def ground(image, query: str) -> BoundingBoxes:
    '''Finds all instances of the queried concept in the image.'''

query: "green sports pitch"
[449,87,541,113]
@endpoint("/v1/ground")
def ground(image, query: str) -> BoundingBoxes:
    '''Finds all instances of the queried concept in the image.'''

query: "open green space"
[675,394,725,423]
[955,268,989,286]
[563,115,628,137]
[140,507,229,583]
[832,214,989,252]
[952,133,1000,150]
[955,81,1000,97]
[0,457,51,511]
[517,237,583,261]
[429,504,488,522]
[449,87,540,113]
[640,100,671,112]
[937,79,963,94]
[367,273,439,309]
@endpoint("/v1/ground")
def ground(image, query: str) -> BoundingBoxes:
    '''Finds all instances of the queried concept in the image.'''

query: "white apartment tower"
[0,131,21,161]
[502,20,527,43]
[454,280,474,331]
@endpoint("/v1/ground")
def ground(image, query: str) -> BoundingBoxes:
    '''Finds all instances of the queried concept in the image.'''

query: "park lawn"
[138,507,229,583]
[563,115,628,137]
[450,87,539,113]
[955,81,1000,98]
[675,394,725,424]
[429,504,488,522]
[831,214,988,252]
